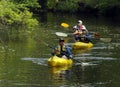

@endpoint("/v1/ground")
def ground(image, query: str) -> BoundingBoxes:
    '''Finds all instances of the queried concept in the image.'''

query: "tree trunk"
[38,0,47,11]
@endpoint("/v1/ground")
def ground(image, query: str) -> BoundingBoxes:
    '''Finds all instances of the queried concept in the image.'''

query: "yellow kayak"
[72,41,93,50]
[48,55,73,67]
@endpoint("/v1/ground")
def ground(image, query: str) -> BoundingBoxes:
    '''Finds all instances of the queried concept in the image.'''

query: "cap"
[59,38,64,42]
[78,20,82,24]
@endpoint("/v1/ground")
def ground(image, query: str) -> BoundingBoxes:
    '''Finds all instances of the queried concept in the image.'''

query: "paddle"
[99,38,112,43]
[61,23,69,28]
[60,22,101,36]
[55,32,99,38]
[55,32,70,37]
[72,58,82,63]
[55,32,111,42]
[61,23,101,37]
[35,37,82,63]
[35,37,54,49]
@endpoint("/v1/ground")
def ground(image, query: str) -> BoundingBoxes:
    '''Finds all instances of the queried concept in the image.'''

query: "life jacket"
[79,25,88,34]
[56,45,67,55]
[74,25,86,30]
[80,25,83,30]
[75,25,83,31]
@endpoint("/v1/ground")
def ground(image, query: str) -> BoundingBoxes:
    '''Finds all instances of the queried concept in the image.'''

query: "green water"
[0,12,120,87]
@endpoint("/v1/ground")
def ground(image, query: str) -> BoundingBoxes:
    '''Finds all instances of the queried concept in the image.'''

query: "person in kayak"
[51,38,72,59]
[72,20,92,43]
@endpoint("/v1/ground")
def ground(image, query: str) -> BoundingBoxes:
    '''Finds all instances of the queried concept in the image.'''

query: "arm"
[82,25,88,34]
[51,46,58,56]
[66,46,72,58]
[73,30,82,35]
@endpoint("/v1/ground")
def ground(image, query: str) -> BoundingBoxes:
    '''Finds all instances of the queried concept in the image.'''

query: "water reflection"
[71,63,107,87]
[49,66,72,86]
[0,12,120,87]
[73,49,92,55]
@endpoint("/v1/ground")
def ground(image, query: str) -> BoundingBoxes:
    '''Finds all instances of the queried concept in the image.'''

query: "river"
[0,12,120,87]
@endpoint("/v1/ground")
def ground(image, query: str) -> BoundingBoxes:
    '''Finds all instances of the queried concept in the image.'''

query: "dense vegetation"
[47,0,120,15]
[0,0,119,29]
[0,0,39,29]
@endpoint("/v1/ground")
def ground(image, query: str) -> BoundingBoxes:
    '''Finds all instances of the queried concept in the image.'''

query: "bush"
[0,0,38,29]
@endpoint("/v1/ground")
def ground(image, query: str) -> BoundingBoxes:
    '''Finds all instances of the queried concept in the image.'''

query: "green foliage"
[9,0,40,8]
[47,0,57,9]
[48,0,79,12]
[0,0,38,29]
[47,0,120,14]
[85,0,120,11]
[20,10,38,29]
[58,0,79,12]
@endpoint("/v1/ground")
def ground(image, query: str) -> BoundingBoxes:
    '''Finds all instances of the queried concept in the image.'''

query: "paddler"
[51,38,72,59]
[72,20,92,43]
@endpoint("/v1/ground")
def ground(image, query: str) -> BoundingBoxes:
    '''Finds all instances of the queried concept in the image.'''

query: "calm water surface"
[0,13,120,87]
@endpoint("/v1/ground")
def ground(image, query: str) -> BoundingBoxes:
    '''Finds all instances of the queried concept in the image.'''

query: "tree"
[0,0,38,29]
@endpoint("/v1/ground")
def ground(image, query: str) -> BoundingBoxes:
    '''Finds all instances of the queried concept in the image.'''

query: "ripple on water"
[74,56,117,61]
[75,62,98,66]
[21,58,48,66]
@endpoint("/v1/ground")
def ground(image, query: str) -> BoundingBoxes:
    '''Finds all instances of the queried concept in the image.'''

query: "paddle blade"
[100,38,112,42]
[94,33,100,38]
[55,32,68,37]
[61,23,69,28]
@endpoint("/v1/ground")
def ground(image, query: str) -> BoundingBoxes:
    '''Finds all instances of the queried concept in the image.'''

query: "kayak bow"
[72,41,93,50]
[48,55,73,67]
